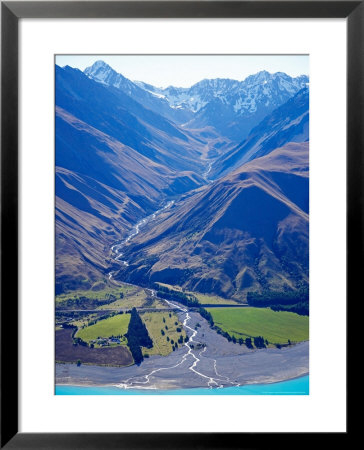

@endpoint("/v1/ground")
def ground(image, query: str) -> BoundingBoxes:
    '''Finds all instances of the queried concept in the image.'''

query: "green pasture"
[76,313,131,345]
[207,307,309,345]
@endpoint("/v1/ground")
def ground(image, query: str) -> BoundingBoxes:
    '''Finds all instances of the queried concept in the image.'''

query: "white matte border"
[19,18,346,433]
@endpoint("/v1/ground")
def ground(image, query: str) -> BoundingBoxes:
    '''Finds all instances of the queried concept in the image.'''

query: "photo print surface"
[55,55,309,395]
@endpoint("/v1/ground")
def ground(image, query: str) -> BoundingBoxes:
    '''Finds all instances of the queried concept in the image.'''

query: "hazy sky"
[55,54,309,88]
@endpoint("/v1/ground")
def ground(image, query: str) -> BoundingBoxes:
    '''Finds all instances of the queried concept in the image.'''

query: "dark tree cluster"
[247,286,309,316]
[127,334,144,365]
[198,307,214,327]
[270,301,309,316]
[73,336,88,347]
[215,327,233,342]
[126,308,153,365]
[253,336,266,348]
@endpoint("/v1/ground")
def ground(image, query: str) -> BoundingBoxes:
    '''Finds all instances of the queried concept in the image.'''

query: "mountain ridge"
[83,61,308,142]
[212,87,309,178]
[55,65,209,292]
[112,142,309,300]
[56,61,309,298]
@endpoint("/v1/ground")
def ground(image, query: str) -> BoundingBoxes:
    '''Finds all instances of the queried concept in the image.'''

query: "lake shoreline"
[56,373,309,395]
[56,371,309,389]
[56,338,309,391]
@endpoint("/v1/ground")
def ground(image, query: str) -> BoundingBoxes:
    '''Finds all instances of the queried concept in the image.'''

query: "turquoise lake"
[56,374,308,395]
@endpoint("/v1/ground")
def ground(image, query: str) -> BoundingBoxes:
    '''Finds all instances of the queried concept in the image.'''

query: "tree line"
[198,306,282,349]
[247,286,309,316]
[153,284,199,308]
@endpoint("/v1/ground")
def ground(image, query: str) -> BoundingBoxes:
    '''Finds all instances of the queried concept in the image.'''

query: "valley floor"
[56,310,308,390]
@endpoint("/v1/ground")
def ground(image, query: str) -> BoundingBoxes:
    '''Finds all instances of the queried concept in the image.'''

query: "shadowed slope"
[114,142,309,301]
[55,65,207,291]
[212,88,309,178]
[56,65,205,173]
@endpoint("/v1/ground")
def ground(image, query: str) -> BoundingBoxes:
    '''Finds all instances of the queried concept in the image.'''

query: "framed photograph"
[1,1,355,447]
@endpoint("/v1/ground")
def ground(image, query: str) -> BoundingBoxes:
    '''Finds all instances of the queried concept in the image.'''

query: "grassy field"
[191,292,240,305]
[207,307,309,345]
[156,282,240,305]
[57,283,168,311]
[97,290,167,310]
[76,313,130,346]
[56,284,135,303]
[141,311,187,357]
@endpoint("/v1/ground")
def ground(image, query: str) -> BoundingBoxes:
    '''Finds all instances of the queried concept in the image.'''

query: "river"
[105,200,244,390]
[108,200,175,277]
[73,194,308,394]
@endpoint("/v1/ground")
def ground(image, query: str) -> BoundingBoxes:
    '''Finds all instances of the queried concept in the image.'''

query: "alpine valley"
[55,59,309,392]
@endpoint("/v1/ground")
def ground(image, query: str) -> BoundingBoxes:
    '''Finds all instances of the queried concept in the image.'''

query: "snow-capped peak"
[84,60,134,92]
[88,60,110,70]
[81,60,309,141]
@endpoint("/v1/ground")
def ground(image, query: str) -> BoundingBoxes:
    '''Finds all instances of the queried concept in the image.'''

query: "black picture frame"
[1,1,356,448]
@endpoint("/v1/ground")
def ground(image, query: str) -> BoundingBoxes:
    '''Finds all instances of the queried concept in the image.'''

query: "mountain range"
[56,64,206,292]
[85,61,308,142]
[56,60,309,298]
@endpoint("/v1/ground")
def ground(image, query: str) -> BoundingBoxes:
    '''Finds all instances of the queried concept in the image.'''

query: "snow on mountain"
[181,72,308,141]
[84,61,193,124]
[212,87,309,178]
[84,61,308,142]
[135,71,308,141]
[136,71,308,117]
[84,60,136,94]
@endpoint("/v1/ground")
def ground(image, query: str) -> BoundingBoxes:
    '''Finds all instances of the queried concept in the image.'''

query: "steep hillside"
[55,62,309,297]
[212,88,309,178]
[113,142,309,301]
[55,66,207,292]
[56,65,205,173]
[85,60,193,124]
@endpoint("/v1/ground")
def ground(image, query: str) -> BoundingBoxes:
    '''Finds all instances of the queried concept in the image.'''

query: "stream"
[108,200,175,278]
[106,195,239,389]
[109,157,213,275]
[114,296,238,390]
[202,160,213,183]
